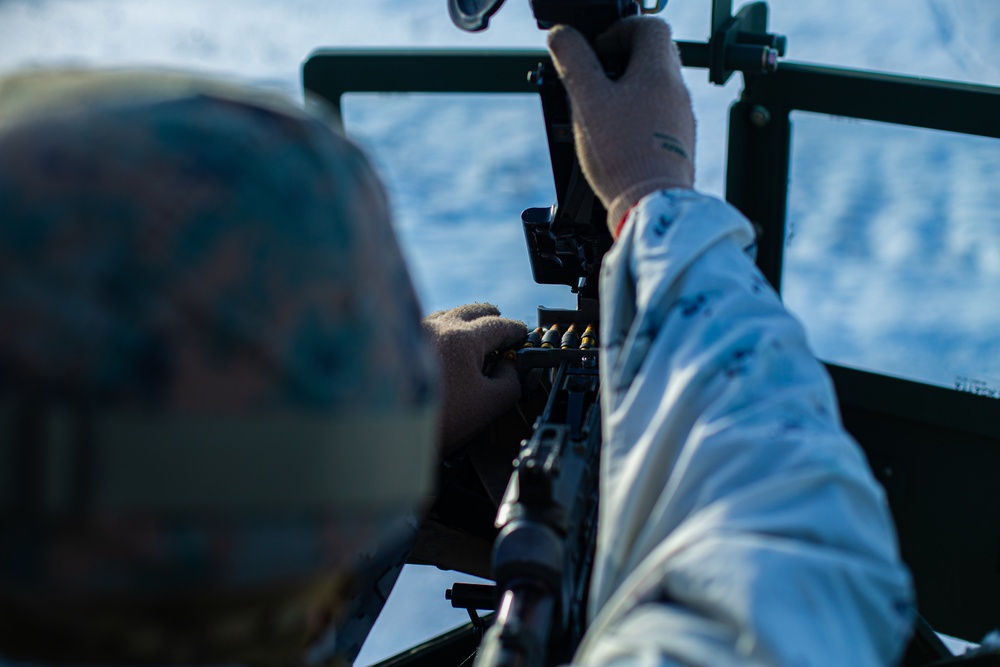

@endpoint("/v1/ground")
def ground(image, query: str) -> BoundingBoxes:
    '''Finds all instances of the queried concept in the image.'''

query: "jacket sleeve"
[574,190,915,667]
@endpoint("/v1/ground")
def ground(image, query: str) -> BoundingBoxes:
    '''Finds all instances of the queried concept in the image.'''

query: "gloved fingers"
[424,303,501,324]
[459,359,522,434]
[423,308,449,322]
[446,302,503,323]
[484,356,521,405]
[436,348,523,456]
[465,316,528,358]
[592,15,642,66]
[620,17,676,72]
[635,22,687,89]
[595,18,681,92]
[548,24,609,101]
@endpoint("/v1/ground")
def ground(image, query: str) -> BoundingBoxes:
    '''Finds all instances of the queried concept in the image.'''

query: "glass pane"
[764,0,1000,87]
[784,111,1000,394]
[343,92,574,324]
[343,92,560,662]
[3,1,1000,87]
[355,565,489,666]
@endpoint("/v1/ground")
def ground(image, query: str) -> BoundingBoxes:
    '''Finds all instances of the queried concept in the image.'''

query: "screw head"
[750,105,771,128]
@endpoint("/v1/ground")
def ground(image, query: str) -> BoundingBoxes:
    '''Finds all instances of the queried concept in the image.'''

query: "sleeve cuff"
[610,184,696,240]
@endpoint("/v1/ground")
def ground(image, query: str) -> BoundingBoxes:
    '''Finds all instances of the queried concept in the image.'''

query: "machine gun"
[444,3,664,666]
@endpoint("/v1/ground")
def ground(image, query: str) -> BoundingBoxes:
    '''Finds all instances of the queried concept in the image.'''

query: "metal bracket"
[709,1,786,85]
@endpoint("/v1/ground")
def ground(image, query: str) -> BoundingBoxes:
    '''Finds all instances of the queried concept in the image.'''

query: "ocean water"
[1,0,998,662]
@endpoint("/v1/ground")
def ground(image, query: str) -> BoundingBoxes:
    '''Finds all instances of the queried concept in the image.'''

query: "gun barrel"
[474,585,555,667]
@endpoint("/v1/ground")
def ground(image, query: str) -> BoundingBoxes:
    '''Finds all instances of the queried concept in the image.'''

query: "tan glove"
[423,303,527,457]
[547,17,696,234]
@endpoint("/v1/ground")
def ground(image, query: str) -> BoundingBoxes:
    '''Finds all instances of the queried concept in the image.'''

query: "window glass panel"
[2,1,999,87]
[343,92,573,324]
[784,111,1000,395]
[343,93,559,662]
[764,0,1000,87]
[355,566,488,666]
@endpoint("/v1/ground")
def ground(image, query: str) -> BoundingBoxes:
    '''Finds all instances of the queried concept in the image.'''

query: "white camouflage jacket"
[574,190,915,666]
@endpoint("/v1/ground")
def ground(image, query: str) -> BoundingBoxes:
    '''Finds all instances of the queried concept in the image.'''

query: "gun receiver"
[476,349,601,667]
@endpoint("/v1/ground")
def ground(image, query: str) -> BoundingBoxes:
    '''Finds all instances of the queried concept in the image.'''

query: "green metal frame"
[303,44,1000,653]
[728,63,1000,292]
[727,62,1000,641]
[303,50,547,113]
[302,43,722,126]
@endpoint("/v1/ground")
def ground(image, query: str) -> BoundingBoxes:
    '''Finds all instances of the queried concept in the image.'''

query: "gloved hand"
[547,17,696,234]
[423,303,527,457]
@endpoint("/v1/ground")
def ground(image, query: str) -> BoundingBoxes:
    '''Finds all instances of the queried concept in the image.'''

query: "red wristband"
[613,208,634,239]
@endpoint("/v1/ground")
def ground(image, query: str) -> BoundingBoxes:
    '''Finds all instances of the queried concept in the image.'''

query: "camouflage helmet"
[0,69,438,664]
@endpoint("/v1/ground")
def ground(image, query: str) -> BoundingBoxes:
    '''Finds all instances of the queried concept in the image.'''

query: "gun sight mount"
[449,0,667,37]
